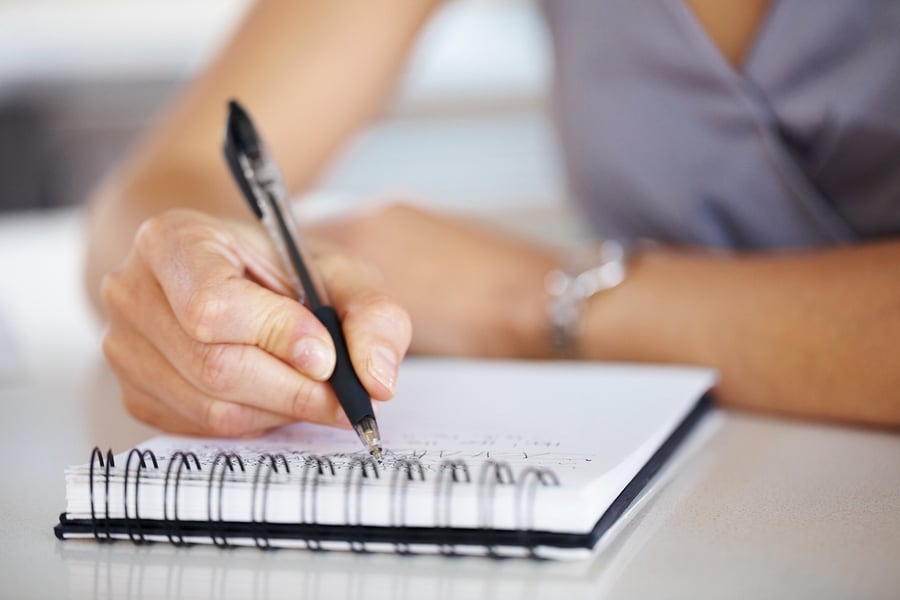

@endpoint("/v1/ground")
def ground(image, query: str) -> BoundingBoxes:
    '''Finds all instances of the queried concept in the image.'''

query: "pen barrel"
[314,305,375,426]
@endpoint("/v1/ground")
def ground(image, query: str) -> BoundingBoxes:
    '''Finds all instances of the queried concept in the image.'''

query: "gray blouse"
[542,0,900,249]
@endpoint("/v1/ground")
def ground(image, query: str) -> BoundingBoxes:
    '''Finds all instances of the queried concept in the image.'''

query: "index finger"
[136,211,337,381]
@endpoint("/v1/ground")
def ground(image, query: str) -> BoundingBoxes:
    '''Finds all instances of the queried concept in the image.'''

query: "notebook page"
[66,358,715,533]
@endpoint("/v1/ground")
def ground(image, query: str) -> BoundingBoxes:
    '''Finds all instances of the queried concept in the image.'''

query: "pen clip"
[222,100,328,309]
[223,127,262,220]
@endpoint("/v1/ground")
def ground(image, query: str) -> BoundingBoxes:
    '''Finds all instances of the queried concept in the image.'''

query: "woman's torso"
[543,0,900,249]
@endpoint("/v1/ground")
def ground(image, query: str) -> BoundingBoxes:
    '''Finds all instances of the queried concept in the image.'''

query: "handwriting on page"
[142,427,601,475]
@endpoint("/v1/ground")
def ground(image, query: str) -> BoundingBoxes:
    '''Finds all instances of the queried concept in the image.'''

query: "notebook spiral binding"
[86,446,561,556]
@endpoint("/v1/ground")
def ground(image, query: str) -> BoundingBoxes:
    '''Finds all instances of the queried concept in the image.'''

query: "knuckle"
[176,215,238,255]
[203,401,250,437]
[193,342,244,396]
[101,328,133,376]
[135,209,200,243]
[99,269,133,317]
[100,329,119,366]
[288,377,320,420]
[349,254,382,281]
[101,336,158,428]
[183,287,225,341]
[256,298,297,352]
[315,249,347,272]
[134,213,172,250]
[121,390,154,426]
[357,295,413,339]
[319,251,375,284]
[135,209,232,263]
[355,259,384,284]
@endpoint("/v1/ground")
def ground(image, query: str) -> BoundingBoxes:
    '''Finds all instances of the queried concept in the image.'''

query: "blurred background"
[0,0,568,218]
[0,0,586,385]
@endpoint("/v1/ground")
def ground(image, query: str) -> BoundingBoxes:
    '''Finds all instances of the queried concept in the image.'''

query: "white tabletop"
[1,208,898,600]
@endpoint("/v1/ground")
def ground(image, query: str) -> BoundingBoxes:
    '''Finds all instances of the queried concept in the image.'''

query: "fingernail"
[367,346,398,392]
[293,337,333,380]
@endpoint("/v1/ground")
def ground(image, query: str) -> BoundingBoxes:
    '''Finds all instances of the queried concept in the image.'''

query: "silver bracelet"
[545,240,628,358]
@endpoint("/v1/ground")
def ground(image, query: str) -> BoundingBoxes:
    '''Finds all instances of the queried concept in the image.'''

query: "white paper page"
[67,358,715,533]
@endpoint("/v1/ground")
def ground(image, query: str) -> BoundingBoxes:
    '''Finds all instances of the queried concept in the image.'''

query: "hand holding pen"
[223,100,398,457]
[97,112,411,445]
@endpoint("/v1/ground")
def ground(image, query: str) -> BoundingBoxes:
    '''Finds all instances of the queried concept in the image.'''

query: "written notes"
[115,427,600,483]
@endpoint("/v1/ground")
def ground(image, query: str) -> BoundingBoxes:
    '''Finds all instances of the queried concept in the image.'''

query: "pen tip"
[353,416,384,464]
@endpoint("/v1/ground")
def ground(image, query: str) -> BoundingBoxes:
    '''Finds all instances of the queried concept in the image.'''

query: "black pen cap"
[223,99,263,219]
[225,100,262,158]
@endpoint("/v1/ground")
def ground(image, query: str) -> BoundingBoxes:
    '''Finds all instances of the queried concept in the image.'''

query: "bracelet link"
[545,240,628,358]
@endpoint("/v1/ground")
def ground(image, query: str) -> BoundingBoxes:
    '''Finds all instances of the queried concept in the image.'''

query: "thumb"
[138,212,337,380]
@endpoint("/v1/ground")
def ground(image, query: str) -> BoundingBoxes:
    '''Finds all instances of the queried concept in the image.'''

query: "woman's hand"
[99,208,411,437]
[311,203,560,358]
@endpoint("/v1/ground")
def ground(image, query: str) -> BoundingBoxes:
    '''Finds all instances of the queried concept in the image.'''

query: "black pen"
[223,99,383,461]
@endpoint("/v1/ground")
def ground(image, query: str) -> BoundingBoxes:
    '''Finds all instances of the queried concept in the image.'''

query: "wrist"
[493,249,561,359]
[577,246,709,364]
[544,240,630,359]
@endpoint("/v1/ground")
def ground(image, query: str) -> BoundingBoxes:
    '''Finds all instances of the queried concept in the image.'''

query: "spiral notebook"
[55,358,715,560]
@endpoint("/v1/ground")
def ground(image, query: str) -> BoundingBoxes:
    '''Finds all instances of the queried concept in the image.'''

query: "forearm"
[85,0,439,311]
[579,241,900,427]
